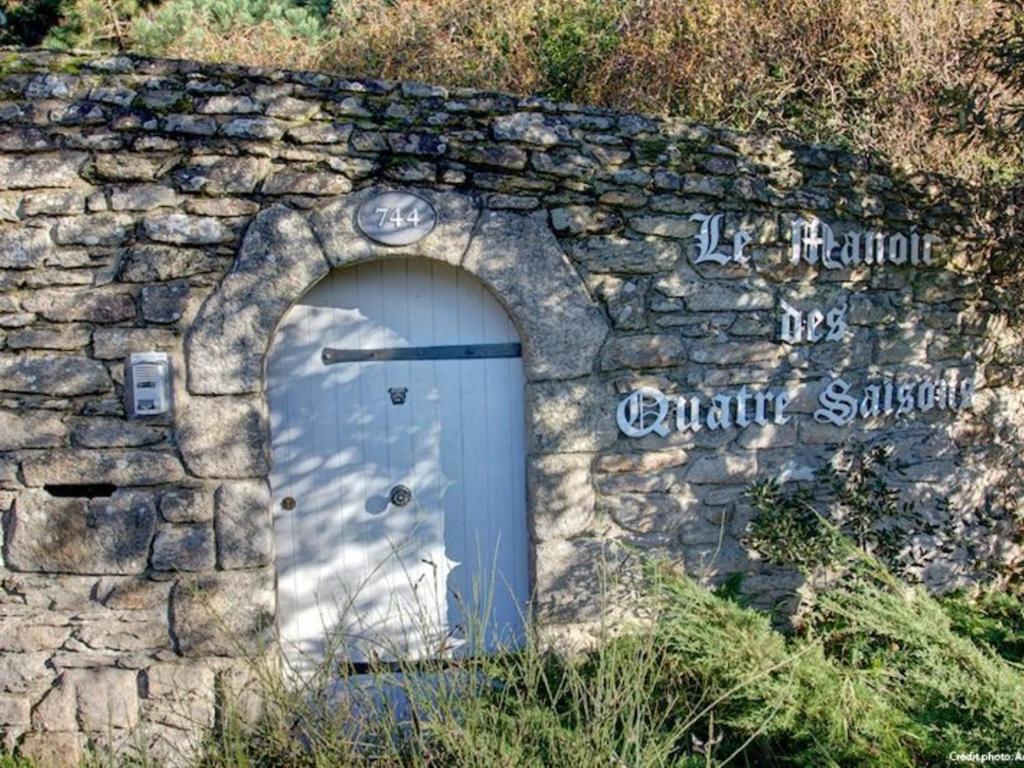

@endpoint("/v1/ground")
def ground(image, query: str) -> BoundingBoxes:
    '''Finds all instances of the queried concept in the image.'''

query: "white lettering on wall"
[790,217,934,269]
[813,374,974,427]
[618,386,794,438]
[616,387,671,438]
[690,213,751,265]
[779,300,848,344]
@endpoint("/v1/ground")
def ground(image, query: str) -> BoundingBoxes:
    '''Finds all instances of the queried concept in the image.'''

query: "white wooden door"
[268,258,529,675]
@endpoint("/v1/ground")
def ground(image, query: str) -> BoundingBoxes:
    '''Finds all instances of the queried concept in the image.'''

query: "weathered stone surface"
[67,668,140,731]
[463,211,608,381]
[177,396,269,478]
[597,491,701,535]
[684,452,758,484]
[533,538,633,623]
[144,213,233,244]
[0,695,30,726]
[95,153,178,182]
[171,570,275,656]
[569,236,680,274]
[119,245,222,282]
[629,214,698,239]
[261,170,352,196]
[6,327,91,350]
[21,449,184,486]
[110,184,177,211]
[0,355,110,395]
[286,121,353,144]
[172,156,267,195]
[527,378,618,453]
[151,523,216,571]
[222,118,286,140]
[18,731,85,768]
[71,418,166,448]
[187,206,328,394]
[214,480,271,568]
[0,153,87,189]
[601,334,685,370]
[0,410,67,450]
[21,189,87,216]
[493,112,571,146]
[92,327,177,359]
[22,289,136,323]
[0,49,1019,752]
[140,282,191,324]
[5,490,157,574]
[0,228,53,268]
[53,214,134,246]
[160,488,213,523]
[655,276,775,311]
[529,453,595,540]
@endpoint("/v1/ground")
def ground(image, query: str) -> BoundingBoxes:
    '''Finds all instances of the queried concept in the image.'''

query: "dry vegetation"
[4,0,1019,181]
[140,0,1013,182]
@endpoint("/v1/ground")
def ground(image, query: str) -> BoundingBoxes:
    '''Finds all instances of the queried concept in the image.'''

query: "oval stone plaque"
[356,192,437,246]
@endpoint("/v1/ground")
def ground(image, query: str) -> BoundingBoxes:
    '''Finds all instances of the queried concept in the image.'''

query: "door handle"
[389,485,412,507]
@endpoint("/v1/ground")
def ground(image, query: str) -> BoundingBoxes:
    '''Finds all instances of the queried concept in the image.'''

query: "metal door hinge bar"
[322,342,522,365]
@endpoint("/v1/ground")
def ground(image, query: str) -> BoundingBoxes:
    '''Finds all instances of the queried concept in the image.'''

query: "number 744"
[375,207,422,228]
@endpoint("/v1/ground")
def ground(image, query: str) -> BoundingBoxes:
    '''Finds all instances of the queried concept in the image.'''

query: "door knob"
[389,485,412,507]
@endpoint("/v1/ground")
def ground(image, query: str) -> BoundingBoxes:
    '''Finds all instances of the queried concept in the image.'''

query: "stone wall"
[0,46,1022,765]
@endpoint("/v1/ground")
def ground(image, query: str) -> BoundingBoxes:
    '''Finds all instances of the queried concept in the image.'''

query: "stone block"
[22,289,136,323]
[53,214,133,246]
[70,418,166,448]
[5,490,157,574]
[286,121,353,144]
[171,570,275,656]
[568,236,680,274]
[160,488,214,523]
[0,228,52,268]
[92,327,177,359]
[0,355,110,396]
[66,668,140,731]
[172,156,267,195]
[151,523,216,572]
[261,170,352,196]
[144,213,233,245]
[683,451,758,484]
[21,449,184,487]
[533,538,634,624]
[629,214,699,239]
[597,491,702,535]
[17,731,85,768]
[177,396,269,478]
[601,334,685,370]
[527,378,618,453]
[214,480,272,568]
[0,695,29,727]
[0,153,87,189]
[528,454,595,540]
[109,184,177,211]
[6,327,91,350]
[31,680,76,731]
[222,118,286,140]
[0,410,67,451]
[493,112,571,146]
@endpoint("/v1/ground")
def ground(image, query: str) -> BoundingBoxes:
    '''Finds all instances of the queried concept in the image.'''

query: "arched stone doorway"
[180,188,610,656]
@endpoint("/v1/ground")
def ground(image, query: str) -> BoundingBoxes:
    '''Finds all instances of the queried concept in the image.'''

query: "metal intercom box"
[125,352,172,418]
